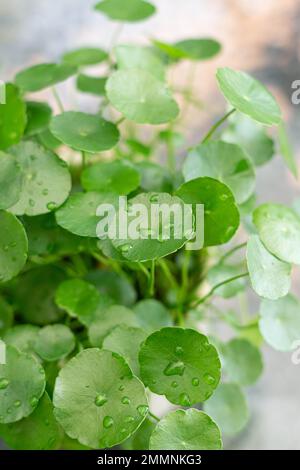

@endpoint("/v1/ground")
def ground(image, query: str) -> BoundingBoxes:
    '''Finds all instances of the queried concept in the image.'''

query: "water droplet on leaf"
[164,360,185,377]
[103,416,114,429]
[95,394,107,407]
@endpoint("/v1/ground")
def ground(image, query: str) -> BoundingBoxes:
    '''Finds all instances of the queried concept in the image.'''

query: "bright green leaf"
[221,338,263,386]
[0,152,22,210]
[0,83,27,150]
[62,47,108,67]
[174,38,221,61]
[95,0,156,22]
[25,101,52,137]
[15,63,77,92]
[76,75,107,96]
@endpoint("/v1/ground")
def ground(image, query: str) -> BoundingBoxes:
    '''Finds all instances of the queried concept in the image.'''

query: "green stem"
[192,272,249,307]
[81,151,87,169]
[138,262,150,280]
[148,260,156,297]
[115,116,125,126]
[166,128,176,173]
[52,86,64,113]
[219,241,247,264]
[201,108,236,143]
[149,411,160,422]
[158,259,179,290]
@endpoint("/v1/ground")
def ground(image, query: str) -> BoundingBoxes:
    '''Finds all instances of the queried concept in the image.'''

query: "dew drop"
[171,381,178,388]
[164,360,185,377]
[14,400,21,408]
[95,394,107,407]
[175,346,184,356]
[7,407,12,414]
[42,189,49,196]
[203,373,216,385]
[29,199,35,207]
[30,396,39,408]
[179,393,191,407]
[125,416,135,423]
[103,416,114,429]
[220,193,229,202]
[120,243,132,254]
[118,385,125,392]
[137,405,149,417]
[2,245,9,252]
[47,202,57,211]
[192,377,199,387]
[150,194,159,203]
[0,378,10,390]
[121,396,130,405]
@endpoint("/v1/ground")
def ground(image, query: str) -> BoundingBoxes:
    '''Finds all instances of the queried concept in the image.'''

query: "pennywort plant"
[0,0,299,451]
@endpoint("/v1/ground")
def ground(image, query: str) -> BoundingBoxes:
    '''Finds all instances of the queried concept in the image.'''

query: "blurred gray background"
[0,0,300,450]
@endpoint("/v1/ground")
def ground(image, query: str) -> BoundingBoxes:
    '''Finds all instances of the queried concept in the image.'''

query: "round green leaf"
[115,45,165,81]
[3,325,40,356]
[133,299,172,332]
[207,263,246,298]
[106,69,179,124]
[0,392,62,450]
[0,297,13,335]
[55,279,101,326]
[56,192,117,238]
[174,38,221,61]
[247,234,291,300]
[216,67,282,126]
[34,325,75,362]
[134,161,172,193]
[0,211,28,284]
[15,266,65,325]
[81,160,140,195]
[222,112,275,166]
[149,409,222,450]
[8,141,71,216]
[123,418,154,450]
[89,305,138,347]
[221,338,263,386]
[183,141,255,204]
[0,345,46,424]
[0,83,27,150]
[204,383,249,436]
[139,327,221,406]
[95,0,156,22]
[259,295,300,351]
[0,152,22,210]
[15,63,77,92]
[50,112,119,153]
[37,128,61,150]
[278,122,298,178]
[76,75,107,96]
[111,192,191,262]
[176,177,240,247]
[53,348,148,449]
[103,325,147,376]
[62,47,108,67]
[253,203,300,265]
[25,101,52,136]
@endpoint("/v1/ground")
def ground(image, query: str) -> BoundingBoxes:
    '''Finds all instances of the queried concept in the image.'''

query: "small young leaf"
[94,0,156,22]
[25,101,52,137]
[76,75,107,96]
[133,299,172,332]
[247,235,291,300]
[8,141,71,216]
[89,305,138,347]
[106,69,179,124]
[221,338,263,386]
[207,263,246,298]
[115,45,165,81]
[204,383,249,436]
[222,112,275,166]
[0,211,28,284]
[0,392,62,450]
[53,348,148,449]
[62,47,108,67]
[103,325,147,376]
[15,63,76,92]
[0,345,45,424]
[259,295,300,351]
[56,192,118,237]
[176,177,240,247]
[50,112,119,153]
[183,141,255,204]
[216,67,282,126]
[253,203,300,265]
[3,325,40,356]
[55,279,101,326]
[81,160,140,195]
[149,409,222,450]
[174,38,221,61]
[15,266,66,325]
[111,192,191,262]
[278,122,298,178]
[0,152,22,210]
[0,84,27,150]
[34,325,75,362]
[139,327,221,406]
